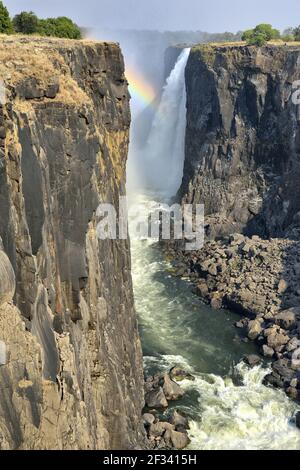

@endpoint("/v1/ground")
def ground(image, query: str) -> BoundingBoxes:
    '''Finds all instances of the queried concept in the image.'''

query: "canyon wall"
[172,44,300,400]
[0,36,145,450]
[180,44,300,239]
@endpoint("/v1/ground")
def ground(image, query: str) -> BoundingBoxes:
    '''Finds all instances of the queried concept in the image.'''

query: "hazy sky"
[4,0,300,33]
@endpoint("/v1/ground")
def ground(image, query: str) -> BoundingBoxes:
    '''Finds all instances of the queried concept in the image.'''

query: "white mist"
[142,48,190,197]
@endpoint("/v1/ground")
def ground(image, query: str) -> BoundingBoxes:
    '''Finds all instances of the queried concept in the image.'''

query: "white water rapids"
[127,49,300,450]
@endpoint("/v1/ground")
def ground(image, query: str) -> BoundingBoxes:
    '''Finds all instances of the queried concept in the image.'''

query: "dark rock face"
[180,44,300,239]
[164,46,184,81]
[171,43,300,405]
[296,411,300,429]
[0,37,144,449]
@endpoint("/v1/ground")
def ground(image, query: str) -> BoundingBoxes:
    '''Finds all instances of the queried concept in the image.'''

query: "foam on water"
[185,363,300,450]
[129,196,300,450]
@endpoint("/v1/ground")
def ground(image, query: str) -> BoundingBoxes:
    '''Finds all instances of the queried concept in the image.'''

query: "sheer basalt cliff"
[0,37,144,450]
[170,44,300,401]
[180,44,300,239]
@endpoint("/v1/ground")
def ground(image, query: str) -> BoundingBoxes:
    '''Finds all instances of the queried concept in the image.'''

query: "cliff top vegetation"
[0,1,82,39]
[241,23,300,46]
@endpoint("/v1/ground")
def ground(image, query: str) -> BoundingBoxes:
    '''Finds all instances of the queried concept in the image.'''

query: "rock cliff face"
[180,44,300,239]
[171,44,300,402]
[164,46,183,81]
[0,36,144,450]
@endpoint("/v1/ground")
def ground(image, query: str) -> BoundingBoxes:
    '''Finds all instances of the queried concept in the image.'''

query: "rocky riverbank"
[164,43,300,408]
[162,229,300,403]
[143,367,194,449]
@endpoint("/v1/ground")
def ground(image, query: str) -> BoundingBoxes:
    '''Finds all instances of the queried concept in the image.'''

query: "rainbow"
[125,65,157,111]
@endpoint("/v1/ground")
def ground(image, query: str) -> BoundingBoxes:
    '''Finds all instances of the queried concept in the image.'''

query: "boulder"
[196,281,209,298]
[296,412,300,429]
[208,264,218,276]
[262,345,274,358]
[244,354,262,367]
[210,294,223,309]
[278,279,288,294]
[264,326,289,349]
[169,410,190,431]
[45,83,59,99]
[263,372,284,389]
[229,234,245,246]
[247,319,263,340]
[149,421,174,438]
[286,387,299,400]
[15,77,60,101]
[0,340,6,366]
[287,337,300,352]
[16,77,44,99]
[169,367,195,382]
[272,359,295,383]
[275,308,299,330]
[162,374,184,401]
[143,413,155,426]
[163,429,191,450]
[0,249,16,306]
[145,387,168,409]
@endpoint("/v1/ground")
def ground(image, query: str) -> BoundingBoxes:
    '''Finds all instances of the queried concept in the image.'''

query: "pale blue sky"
[4,0,300,32]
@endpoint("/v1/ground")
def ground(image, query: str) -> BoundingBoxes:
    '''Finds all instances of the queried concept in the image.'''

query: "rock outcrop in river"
[0,36,144,449]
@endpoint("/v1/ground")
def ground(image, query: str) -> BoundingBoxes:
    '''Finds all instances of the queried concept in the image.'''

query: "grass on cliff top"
[0,33,116,47]
[0,35,92,107]
[192,39,300,64]
[193,39,300,50]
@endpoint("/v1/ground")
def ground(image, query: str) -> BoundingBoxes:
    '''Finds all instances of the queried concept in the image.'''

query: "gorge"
[0,32,300,451]
[127,44,300,449]
[0,36,144,449]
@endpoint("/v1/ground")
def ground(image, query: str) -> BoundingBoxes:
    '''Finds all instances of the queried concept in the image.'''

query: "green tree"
[13,11,39,34]
[294,26,300,41]
[0,1,13,34]
[242,24,280,46]
[241,29,254,42]
[281,34,294,42]
[283,27,295,37]
[38,17,82,39]
[254,24,280,40]
[248,33,268,46]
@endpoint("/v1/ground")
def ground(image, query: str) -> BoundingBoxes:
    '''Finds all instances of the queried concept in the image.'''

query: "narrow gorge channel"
[127,50,300,450]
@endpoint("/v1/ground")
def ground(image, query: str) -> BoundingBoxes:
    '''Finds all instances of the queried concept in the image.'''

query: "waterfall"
[142,48,190,197]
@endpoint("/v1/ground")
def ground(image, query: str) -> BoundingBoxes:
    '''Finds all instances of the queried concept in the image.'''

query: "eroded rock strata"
[180,44,300,238]
[0,36,144,450]
[171,44,300,401]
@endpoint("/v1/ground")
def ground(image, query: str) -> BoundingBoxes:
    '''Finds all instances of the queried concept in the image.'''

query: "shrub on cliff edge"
[12,11,82,39]
[0,1,13,34]
[37,17,82,39]
[13,11,39,34]
[242,24,280,46]
[294,26,300,41]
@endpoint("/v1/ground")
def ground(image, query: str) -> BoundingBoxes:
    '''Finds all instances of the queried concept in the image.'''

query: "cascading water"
[127,48,300,450]
[142,48,190,197]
